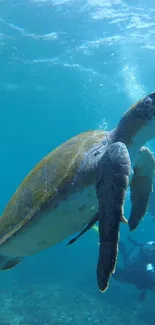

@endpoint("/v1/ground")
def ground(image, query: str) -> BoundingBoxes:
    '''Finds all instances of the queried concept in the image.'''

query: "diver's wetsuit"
[113,238,155,291]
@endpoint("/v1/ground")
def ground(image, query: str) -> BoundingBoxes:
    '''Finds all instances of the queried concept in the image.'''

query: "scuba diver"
[149,181,155,220]
[67,217,155,301]
[113,236,155,301]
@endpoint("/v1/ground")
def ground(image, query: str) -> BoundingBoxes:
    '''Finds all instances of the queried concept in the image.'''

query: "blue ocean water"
[1,0,155,324]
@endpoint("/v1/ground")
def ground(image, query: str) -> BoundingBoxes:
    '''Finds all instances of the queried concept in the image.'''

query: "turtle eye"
[145,97,152,106]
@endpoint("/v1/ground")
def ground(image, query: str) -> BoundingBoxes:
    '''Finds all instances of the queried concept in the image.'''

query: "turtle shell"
[0,130,105,257]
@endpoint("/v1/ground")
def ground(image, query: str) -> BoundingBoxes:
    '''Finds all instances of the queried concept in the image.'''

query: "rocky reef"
[0,281,149,325]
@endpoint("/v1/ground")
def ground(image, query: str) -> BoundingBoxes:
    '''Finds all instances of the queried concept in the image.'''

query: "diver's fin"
[67,212,99,246]
[119,241,126,255]
[93,224,99,232]
[139,290,147,302]
[119,241,128,267]
[129,146,155,230]
[128,236,142,247]
[96,142,131,292]
[0,257,21,271]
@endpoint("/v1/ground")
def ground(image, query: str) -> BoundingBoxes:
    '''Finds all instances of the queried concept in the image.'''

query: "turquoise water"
[1,0,155,324]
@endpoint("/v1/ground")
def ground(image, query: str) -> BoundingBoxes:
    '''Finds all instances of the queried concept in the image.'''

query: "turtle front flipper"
[129,146,155,231]
[96,142,131,292]
[66,212,99,246]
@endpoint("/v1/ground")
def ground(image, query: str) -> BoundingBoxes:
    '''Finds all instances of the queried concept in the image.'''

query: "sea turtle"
[0,92,155,292]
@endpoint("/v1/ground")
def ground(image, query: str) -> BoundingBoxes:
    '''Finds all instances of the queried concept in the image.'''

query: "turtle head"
[130,92,155,121]
[114,92,155,154]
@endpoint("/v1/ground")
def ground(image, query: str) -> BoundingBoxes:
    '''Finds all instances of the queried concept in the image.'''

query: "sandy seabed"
[0,280,152,325]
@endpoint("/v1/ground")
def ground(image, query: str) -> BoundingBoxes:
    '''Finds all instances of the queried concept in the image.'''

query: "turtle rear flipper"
[129,146,155,230]
[96,142,131,292]
[0,255,22,271]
